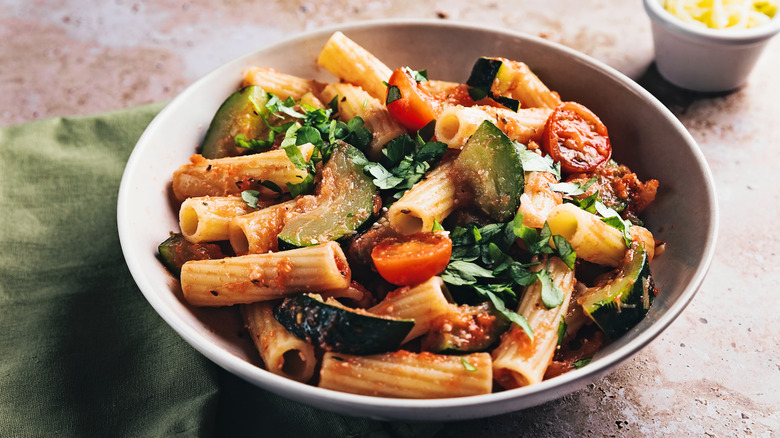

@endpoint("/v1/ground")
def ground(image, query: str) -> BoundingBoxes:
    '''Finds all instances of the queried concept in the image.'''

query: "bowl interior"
[117,19,717,421]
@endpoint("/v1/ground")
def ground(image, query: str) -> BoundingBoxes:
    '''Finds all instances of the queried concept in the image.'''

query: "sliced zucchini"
[277,143,377,248]
[200,85,270,158]
[580,240,655,339]
[421,302,510,353]
[453,120,525,222]
[273,293,414,355]
[465,58,519,111]
[157,233,225,275]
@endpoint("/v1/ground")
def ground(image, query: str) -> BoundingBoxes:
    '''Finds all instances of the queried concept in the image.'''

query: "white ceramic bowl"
[117,19,718,421]
[644,0,780,92]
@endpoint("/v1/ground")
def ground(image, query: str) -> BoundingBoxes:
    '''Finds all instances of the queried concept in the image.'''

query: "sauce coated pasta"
[158,32,662,398]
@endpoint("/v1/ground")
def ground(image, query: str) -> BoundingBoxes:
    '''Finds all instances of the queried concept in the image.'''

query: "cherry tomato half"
[371,232,452,286]
[542,102,611,174]
[386,68,439,132]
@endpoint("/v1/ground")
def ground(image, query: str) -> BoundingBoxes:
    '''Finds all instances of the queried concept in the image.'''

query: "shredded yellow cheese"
[663,0,777,29]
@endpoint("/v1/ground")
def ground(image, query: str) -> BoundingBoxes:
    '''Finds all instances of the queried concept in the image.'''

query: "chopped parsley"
[460,357,478,372]
[573,357,592,369]
[440,211,578,341]
[362,134,447,200]
[237,91,373,199]
[556,316,567,348]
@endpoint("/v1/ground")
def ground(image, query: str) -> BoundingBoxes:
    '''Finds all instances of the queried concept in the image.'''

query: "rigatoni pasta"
[242,301,317,383]
[179,195,256,243]
[172,144,315,201]
[180,241,350,306]
[319,351,493,398]
[387,161,457,235]
[492,257,575,388]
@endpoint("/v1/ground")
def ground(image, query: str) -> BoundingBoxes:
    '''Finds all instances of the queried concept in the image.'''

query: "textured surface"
[2,0,779,436]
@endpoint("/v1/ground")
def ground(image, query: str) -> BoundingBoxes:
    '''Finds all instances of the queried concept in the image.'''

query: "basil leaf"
[241,190,262,209]
[552,235,577,270]
[260,180,284,196]
[283,143,308,171]
[549,177,597,196]
[432,218,444,232]
[516,145,561,179]
[570,191,600,214]
[403,67,429,83]
[477,286,533,341]
[414,140,447,163]
[538,269,564,309]
[507,262,540,287]
[286,172,315,197]
[296,125,324,147]
[441,260,495,286]
[557,316,567,347]
[363,163,404,190]
[386,85,402,105]
[595,201,632,246]
[345,117,372,151]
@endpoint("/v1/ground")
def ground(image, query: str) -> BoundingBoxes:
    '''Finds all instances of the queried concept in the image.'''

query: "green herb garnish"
[574,357,592,368]
[460,357,478,372]
[362,134,447,200]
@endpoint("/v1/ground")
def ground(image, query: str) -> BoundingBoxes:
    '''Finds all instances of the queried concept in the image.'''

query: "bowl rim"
[643,0,780,44]
[117,17,719,419]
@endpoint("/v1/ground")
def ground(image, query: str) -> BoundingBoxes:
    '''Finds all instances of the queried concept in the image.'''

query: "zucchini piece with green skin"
[453,120,525,222]
[200,85,270,158]
[157,233,225,275]
[273,294,414,355]
[465,58,520,110]
[277,143,377,249]
[421,302,510,353]
[581,240,655,339]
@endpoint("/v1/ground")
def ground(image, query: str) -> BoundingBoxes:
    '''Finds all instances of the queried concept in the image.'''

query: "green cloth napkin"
[0,104,443,437]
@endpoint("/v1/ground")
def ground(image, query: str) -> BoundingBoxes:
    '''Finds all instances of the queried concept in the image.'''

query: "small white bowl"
[644,0,780,92]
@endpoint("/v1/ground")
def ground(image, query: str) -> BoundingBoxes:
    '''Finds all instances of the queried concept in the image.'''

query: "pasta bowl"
[117,19,718,420]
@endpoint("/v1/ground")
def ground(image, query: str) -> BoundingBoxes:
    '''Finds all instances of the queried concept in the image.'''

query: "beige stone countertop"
[3,0,778,436]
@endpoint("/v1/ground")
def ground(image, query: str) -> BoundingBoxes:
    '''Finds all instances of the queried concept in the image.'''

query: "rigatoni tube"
[388,161,456,235]
[546,203,654,267]
[241,301,317,383]
[319,350,492,398]
[517,171,562,229]
[492,257,575,389]
[435,105,551,149]
[241,67,325,101]
[181,241,351,306]
[172,143,315,201]
[316,31,392,101]
[179,195,255,243]
[370,277,451,343]
[228,199,301,255]
[320,82,405,160]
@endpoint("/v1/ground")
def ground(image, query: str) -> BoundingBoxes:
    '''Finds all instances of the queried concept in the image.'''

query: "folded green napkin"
[0,104,443,437]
